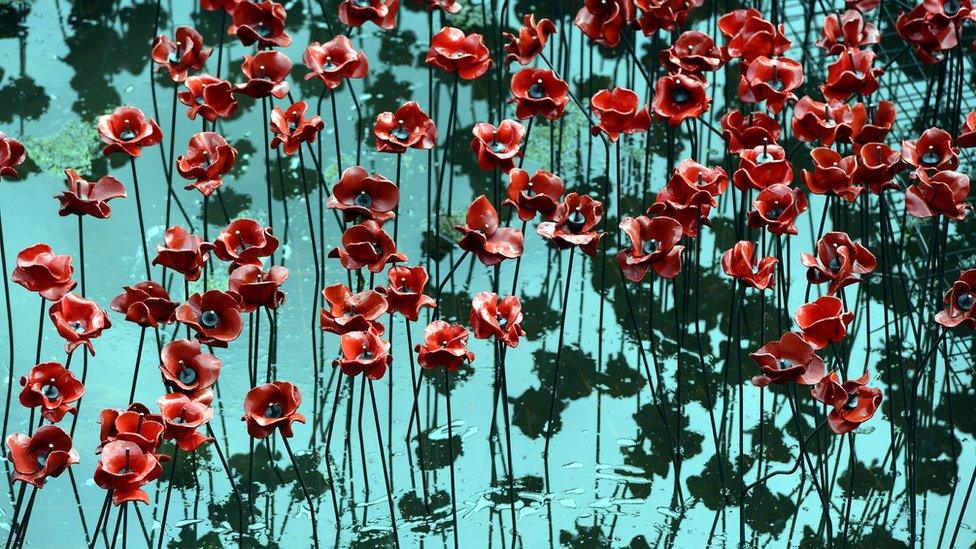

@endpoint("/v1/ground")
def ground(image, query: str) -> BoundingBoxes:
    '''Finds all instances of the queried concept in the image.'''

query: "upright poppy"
[19,362,85,423]
[97,405,165,455]
[334,328,393,379]
[6,426,79,487]
[652,73,711,126]
[269,101,324,156]
[794,295,854,349]
[303,35,369,90]
[378,265,436,322]
[851,100,896,144]
[721,109,781,153]
[818,10,880,55]
[812,371,882,434]
[110,281,178,328]
[228,265,288,312]
[901,128,959,172]
[426,27,492,80]
[212,218,280,269]
[0,132,26,179]
[802,147,862,202]
[574,0,633,47]
[905,170,971,220]
[748,184,808,235]
[791,97,861,146]
[471,120,526,172]
[156,393,214,452]
[852,142,904,194]
[150,26,211,82]
[503,168,564,221]
[179,75,238,122]
[327,166,400,223]
[97,106,163,157]
[635,0,690,35]
[338,0,399,30]
[669,158,729,198]
[416,321,474,371]
[735,143,796,194]
[175,290,244,347]
[455,195,524,266]
[176,132,238,197]
[152,225,214,281]
[721,240,778,291]
[235,51,292,99]
[935,269,976,328]
[749,332,826,387]
[94,440,163,505]
[895,4,957,64]
[56,170,127,219]
[590,87,651,142]
[328,220,407,272]
[243,381,306,439]
[737,56,803,114]
[49,293,112,355]
[509,68,569,121]
[660,31,725,74]
[537,193,606,257]
[617,215,685,282]
[12,243,77,301]
[647,180,714,237]
[503,14,556,66]
[720,9,791,61]
[228,0,291,48]
[470,292,525,348]
[320,283,388,335]
[159,339,222,396]
[801,232,877,295]
[820,48,881,102]
[374,102,437,153]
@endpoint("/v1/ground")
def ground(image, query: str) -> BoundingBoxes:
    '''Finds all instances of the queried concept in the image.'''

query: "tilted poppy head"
[737,55,804,114]
[235,50,292,99]
[6,426,79,488]
[503,168,564,221]
[721,240,778,291]
[958,112,976,149]
[590,87,651,142]
[471,120,526,172]
[49,293,112,356]
[327,166,400,223]
[152,225,214,281]
[175,290,243,348]
[652,72,711,127]
[503,14,556,66]
[720,9,791,60]
[269,101,324,156]
[749,331,826,387]
[901,128,959,173]
[374,102,437,153]
[416,320,475,372]
[794,295,855,350]
[212,218,280,270]
[634,0,691,35]
[574,0,633,47]
[820,47,882,102]
[303,35,369,90]
[469,292,525,348]
[748,184,809,236]
[905,169,972,220]
[156,393,214,452]
[328,220,407,273]
[895,4,958,64]
[415,0,462,14]
[338,0,400,30]
[846,0,879,12]
[334,328,393,380]
[852,142,904,194]
[377,265,436,322]
[812,371,882,434]
[455,195,525,266]
[56,169,127,219]
[852,100,896,145]
[617,215,685,282]
[660,31,725,74]
[935,269,976,328]
[179,75,238,122]
[817,9,880,55]
[0,132,26,180]
[150,26,211,83]
[670,158,729,198]
[12,243,77,301]
[732,142,793,191]
[537,193,606,257]
[19,362,85,423]
[94,439,163,505]
[228,264,288,312]
[320,283,388,335]
[801,231,877,295]
[509,68,569,121]
[791,97,862,147]
[427,27,492,80]
[110,281,178,328]
[802,147,862,203]
[176,131,238,197]
[227,0,291,48]
[97,404,165,455]
[648,175,715,237]
[720,109,781,153]
[160,338,222,395]
[97,106,163,157]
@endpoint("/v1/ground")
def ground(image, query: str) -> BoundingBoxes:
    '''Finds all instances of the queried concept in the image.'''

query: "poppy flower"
[179,75,238,122]
[794,295,854,349]
[646,180,713,237]
[720,9,791,60]
[720,109,781,153]
[469,292,525,348]
[749,332,826,387]
[12,243,77,301]
[634,0,690,35]
[660,31,725,74]
[334,328,393,379]
[958,112,976,148]
[5,426,79,488]
[156,393,214,452]
[235,51,292,99]
[820,48,881,102]
[802,232,877,295]
[416,321,474,371]
[110,281,178,328]
[212,218,279,270]
[617,215,685,282]
[732,142,793,192]
[426,27,492,80]
[904,170,971,220]
[227,0,291,48]
[503,14,556,66]
[737,56,803,114]
[320,283,388,335]
[97,405,165,455]
[175,290,243,347]
[669,158,729,198]
[455,195,524,266]
[228,265,288,312]
[652,73,711,126]
[851,100,896,145]
[574,0,633,47]
[97,106,163,157]
[152,225,214,281]
[537,193,606,257]
[901,128,959,172]
[242,381,306,439]
[338,0,399,30]
[415,0,461,13]
[721,240,778,291]
[328,220,407,272]
[374,102,437,153]
[377,265,436,322]
[802,148,862,202]
[150,26,211,83]
[935,269,976,328]
[791,97,861,146]
[509,68,569,121]
[176,132,238,197]
[471,120,526,172]
[812,371,882,434]
[19,362,84,423]
[817,10,880,55]
[895,4,957,64]
[94,440,163,505]
[269,101,324,156]
[55,169,127,219]
[852,142,904,194]
[847,0,879,11]
[49,294,111,355]
[503,168,564,221]
[748,184,809,236]
[327,166,399,223]
[159,339,222,396]
[303,35,369,90]
[0,132,26,179]
[590,87,652,142]
[201,0,239,11]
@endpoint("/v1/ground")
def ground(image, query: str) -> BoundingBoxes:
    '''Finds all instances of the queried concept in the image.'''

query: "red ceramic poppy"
[374,102,437,153]
[537,193,606,257]
[455,195,525,266]
[150,26,211,83]
[471,120,526,172]
[503,14,556,66]
[303,35,369,90]
[110,281,178,328]
[647,179,714,237]
[794,295,854,350]
[812,371,882,434]
[97,405,165,455]
[97,106,163,157]
[159,339,222,396]
[721,240,777,291]
[235,50,292,99]
[6,426,79,487]
[242,381,306,439]
[958,112,976,148]
[720,109,781,153]
[922,0,973,20]
[509,68,569,121]
[19,362,84,423]
[470,292,525,348]
[732,142,793,191]
[334,328,393,379]
[574,0,633,47]
[338,0,399,30]
[176,132,237,197]
[212,218,280,270]
[179,75,238,122]
[320,283,388,335]
[801,232,877,296]
[590,87,652,142]
[719,9,791,60]
[416,320,475,371]
[49,294,111,355]
[791,97,862,146]
[901,128,959,172]
[635,0,693,35]
[749,332,826,387]
[415,0,461,13]
[377,265,436,322]
[748,184,809,236]
[905,170,971,220]
[935,269,976,328]
[737,55,803,114]
[851,142,904,194]
[94,439,163,505]
[851,100,896,145]
[817,10,880,54]
[846,0,879,11]
[152,225,214,281]
[802,147,862,202]
[427,27,492,80]
[12,243,77,301]
[269,101,324,156]
[328,220,407,273]
[157,393,214,452]
[820,48,881,102]
[228,265,288,312]
[175,290,243,348]
[895,4,957,64]
[227,0,291,48]
[503,168,564,221]
[327,166,399,223]
[617,215,685,282]
[201,0,239,11]
[653,72,711,126]
[669,158,729,198]
[660,31,725,74]
[56,169,127,219]
[0,132,26,180]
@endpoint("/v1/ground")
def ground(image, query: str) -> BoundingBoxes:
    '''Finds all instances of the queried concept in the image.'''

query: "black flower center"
[843,393,859,410]
[391,125,410,141]
[670,86,690,104]
[264,402,283,418]
[957,292,974,311]
[566,210,587,234]
[178,366,198,385]
[766,207,783,220]
[920,149,941,166]
[36,452,48,467]
[528,82,546,99]
[769,79,784,91]
[70,320,86,334]
[119,128,137,141]
[828,256,842,273]
[256,22,272,38]
[489,140,507,153]
[200,310,220,329]
[354,191,373,208]
[41,383,60,400]
[642,239,659,254]
[946,0,961,15]
[777,359,792,370]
